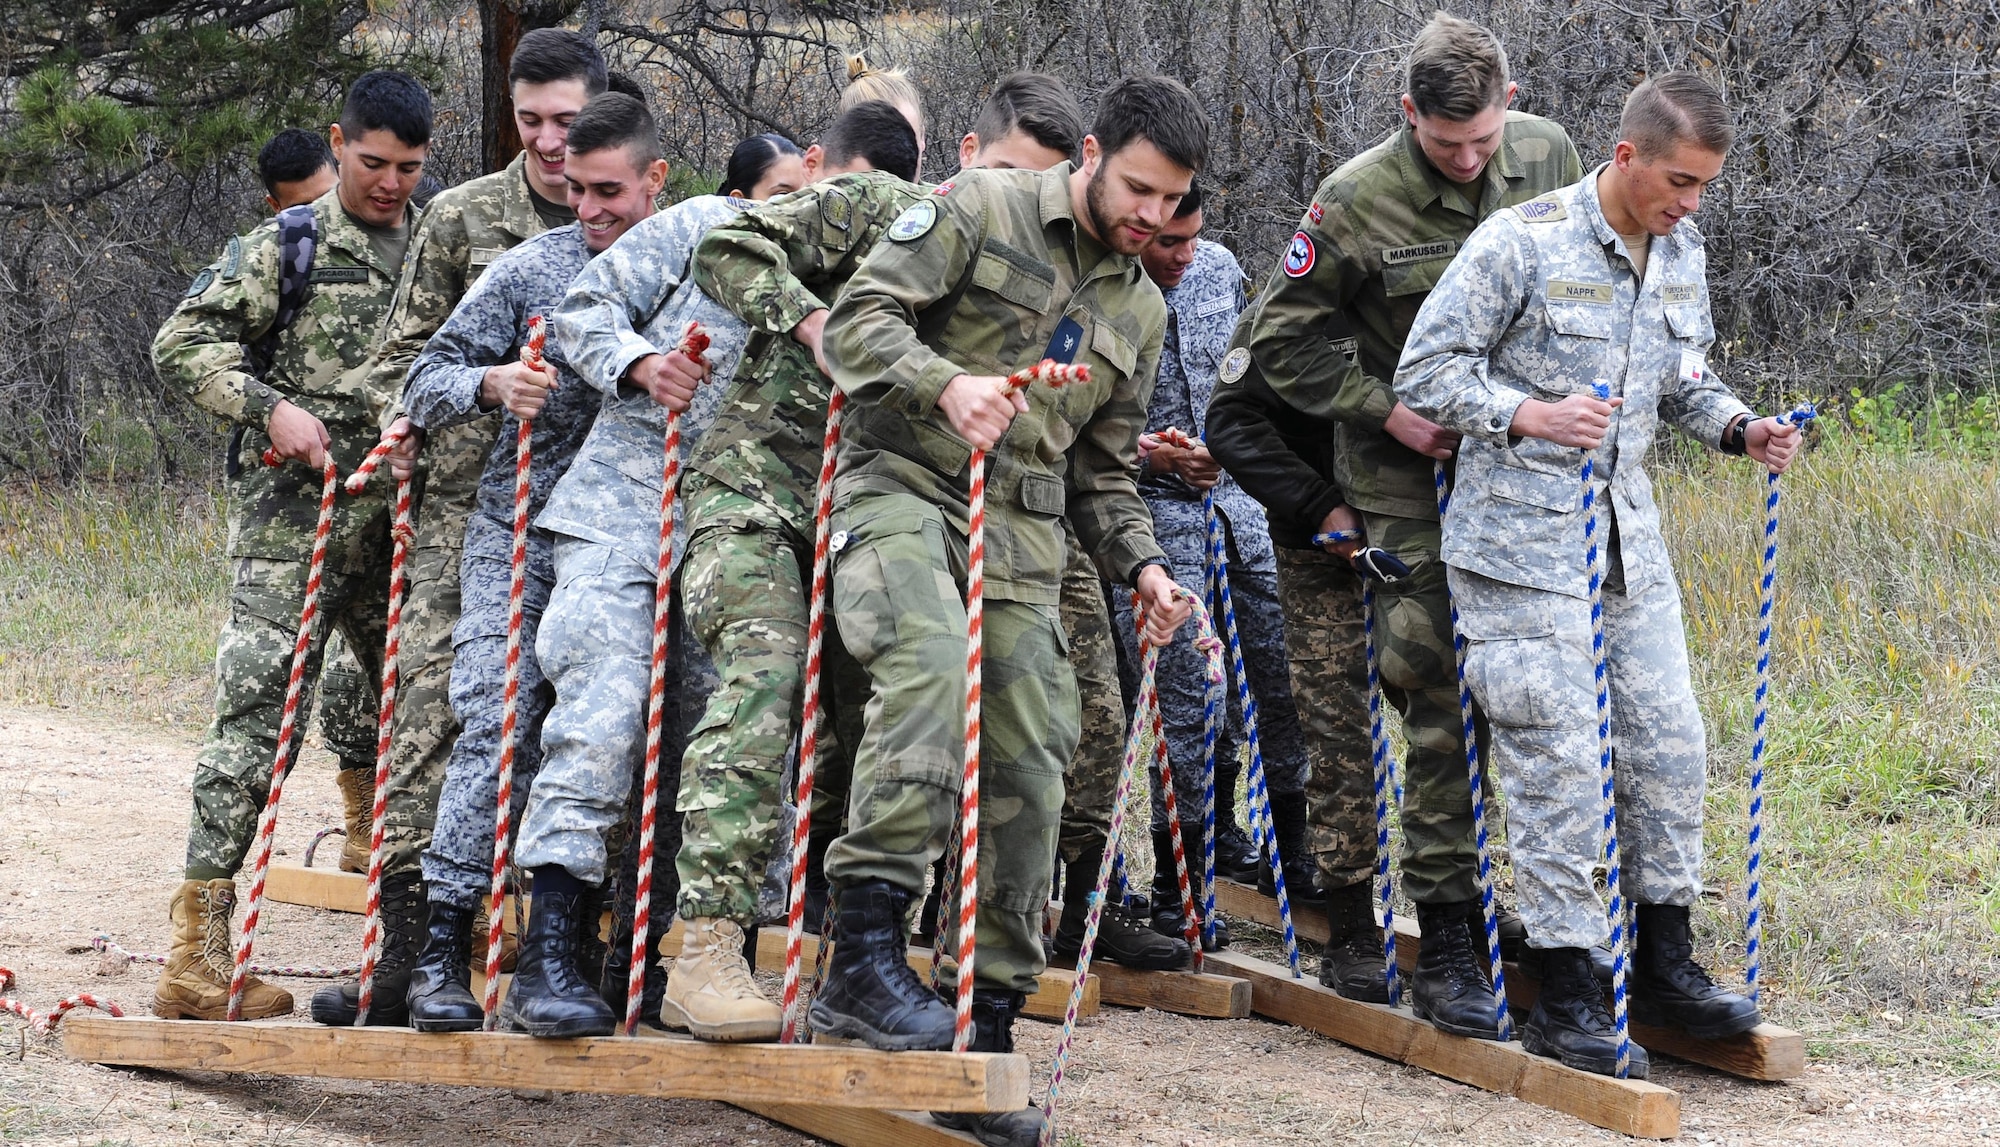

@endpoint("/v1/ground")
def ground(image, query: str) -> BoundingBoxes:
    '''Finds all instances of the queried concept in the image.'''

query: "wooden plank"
[1217,879,1802,1081]
[265,865,367,913]
[742,1103,984,1147]
[1050,959,1251,1018]
[659,921,1099,1020]
[1206,950,1678,1139]
[61,1015,1027,1112]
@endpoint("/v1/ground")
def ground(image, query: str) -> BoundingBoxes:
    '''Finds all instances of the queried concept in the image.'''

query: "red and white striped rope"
[342,426,409,496]
[779,385,845,1043]
[353,467,415,1025]
[0,967,125,1034]
[227,451,340,1021]
[481,315,548,1028]
[625,321,711,1034]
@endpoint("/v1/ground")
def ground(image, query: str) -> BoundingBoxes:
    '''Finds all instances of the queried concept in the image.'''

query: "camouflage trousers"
[421,515,554,909]
[1275,530,1491,902]
[669,479,860,924]
[514,534,716,898]
[312,632,381,768]
[1112,513,1307,836]
[826,490,1075,996]
[185,549,387,880]
[1056,527,1128,865]
[1448,566,1706,949]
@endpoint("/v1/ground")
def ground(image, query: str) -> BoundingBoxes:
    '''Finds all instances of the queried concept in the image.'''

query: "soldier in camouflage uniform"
[653,103,924,1042]
[1208,14,1582,1036]
[816,77,1208,1145]
[148,71,433,1022]
[1102,186,1309,951]
[375,95,691,1040]
[306,29,611,1029]
[1395,73,1798,1075]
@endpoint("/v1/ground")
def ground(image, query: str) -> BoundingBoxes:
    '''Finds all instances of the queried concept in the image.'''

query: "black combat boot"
[1629,903,1762,1039]
[1213,813,1262,884]
[497,865,618,1038]
[933,990,1047,1147]
[808,879,955,1050]
[1052,854,1191,970]
[1149,828,1229,949]
[1463,898,1528,963]
[310,871,425,1026]
[597,906,668,1029]
[406,898,484,1032]
[801,827,836,935]
[1521,947,1651,1078]
[1256,790,1324,908]
[1318,879,1389,1002]
[1410,900,1504,1039]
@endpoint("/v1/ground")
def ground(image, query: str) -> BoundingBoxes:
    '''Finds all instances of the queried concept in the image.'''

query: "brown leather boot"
[152,879,294,1020]
[334,767,373,874]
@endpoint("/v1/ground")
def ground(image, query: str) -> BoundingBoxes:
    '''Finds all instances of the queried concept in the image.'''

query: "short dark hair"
[339,70,433,148]
[1173,181,1204,219]
[820,100,920,182]
[1090,75,1209,174]
[719,132,804,196]
[1621,72,1735,157]
[1405,12,1511,120]
[509,27,609,95]
[971,72,1084,161]
[256,128,334,195]
[565,92,661,168]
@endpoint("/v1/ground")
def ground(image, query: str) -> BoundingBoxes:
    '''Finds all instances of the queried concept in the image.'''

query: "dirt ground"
[3,708,1996,1147]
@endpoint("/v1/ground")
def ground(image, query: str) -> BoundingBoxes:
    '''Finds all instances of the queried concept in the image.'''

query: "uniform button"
[905,400,922,414]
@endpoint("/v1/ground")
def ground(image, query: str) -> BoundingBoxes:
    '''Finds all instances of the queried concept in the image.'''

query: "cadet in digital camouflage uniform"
[1102,185,1309,952]
[816,76,1208,1147]
[649,102,923,1042]
[148,71,433,1022]
[317,34,610,1022]
[1207,13,1582,1035]
[1395,72,1798,1076]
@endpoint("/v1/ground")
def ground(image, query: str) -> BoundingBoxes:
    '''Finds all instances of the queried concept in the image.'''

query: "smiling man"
[390,92,705,1038]
[1395,71,1798,1078]
[1206,12,1581,1036]
[307,28,611,1029]
[812,74,1206,1145]
[150,69,431,1022]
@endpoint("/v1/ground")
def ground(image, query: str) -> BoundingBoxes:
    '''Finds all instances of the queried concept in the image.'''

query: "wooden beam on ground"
[1050,958,1251,1018]
[742,1104,984,1146]
[659,921,1099,1020]
[1218,878,1803,1082]
[265,865,368,913]
[61,1016,1027,1112]
[1207,950,1677,1139]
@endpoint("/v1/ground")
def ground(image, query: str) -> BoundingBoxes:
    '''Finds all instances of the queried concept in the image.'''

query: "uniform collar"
[1037,161,1142,286]
[314,185,416,277]
[498,151,550,241]
[1576,164,1622,249]
[1395,120,1526,217]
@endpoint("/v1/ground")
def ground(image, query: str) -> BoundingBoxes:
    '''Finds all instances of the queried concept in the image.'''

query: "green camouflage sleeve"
[1244,196,1391,430]
[1068,315,1171,585]
[369,203,472,427]
[823,187,983,416]
[151,226,286,428]
[691,187,838,335]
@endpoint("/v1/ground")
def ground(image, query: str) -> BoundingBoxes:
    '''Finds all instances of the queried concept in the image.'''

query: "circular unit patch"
[1219,346,1252,385]
[888,198,939,242]
[1283,231,1316,278]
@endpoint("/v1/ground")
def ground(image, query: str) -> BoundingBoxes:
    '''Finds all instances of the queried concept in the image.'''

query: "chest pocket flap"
[1382,256,1453,299]
[972,240,1056,312]
[1664,305,1715,344]
[1089,319,1137,377]
[1545,299,1614,340]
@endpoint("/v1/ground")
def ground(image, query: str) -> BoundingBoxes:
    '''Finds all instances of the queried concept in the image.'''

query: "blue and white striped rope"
[1583,380,1633,1078]
[1746,402,1817,1004]
[1431,462,1514,1039]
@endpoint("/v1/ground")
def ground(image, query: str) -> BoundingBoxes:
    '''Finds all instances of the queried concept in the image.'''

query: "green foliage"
[1836,383,2000,456]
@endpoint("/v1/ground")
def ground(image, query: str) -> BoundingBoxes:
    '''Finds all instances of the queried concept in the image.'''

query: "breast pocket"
[962,247,1057,369]
[1382,256,1453,300]
[1664,304,1714,347]
[1541,300,1613,393]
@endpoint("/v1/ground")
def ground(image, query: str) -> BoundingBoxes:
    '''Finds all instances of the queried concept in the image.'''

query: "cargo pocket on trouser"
[1454,602,1579,731]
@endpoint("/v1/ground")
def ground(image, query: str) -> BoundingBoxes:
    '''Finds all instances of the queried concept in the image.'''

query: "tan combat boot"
[152,879,295,1020]
[660,917,782,1041]
[334,767,373,874]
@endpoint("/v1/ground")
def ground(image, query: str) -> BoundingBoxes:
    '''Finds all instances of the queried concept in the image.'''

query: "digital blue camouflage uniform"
[677,171,924,925]
[403,222,600,911]
[1394,169,1751,949]
[513,196,750,895]
[1105,240,1308,840]
[153,185,412,881]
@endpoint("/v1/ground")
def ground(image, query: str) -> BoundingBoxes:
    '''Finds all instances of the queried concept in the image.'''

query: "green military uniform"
[1055,525,1125,866]
[154,184,416,880]
[365,153,564,878]
[822,165,1170,994]
[1238,112,1581,901]
[679,171,923,924]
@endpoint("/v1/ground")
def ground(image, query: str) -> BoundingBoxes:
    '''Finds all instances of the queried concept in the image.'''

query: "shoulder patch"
[888,198,939,242]
[310,266,372,285]
[185,268,216,298]
[821,186,854,232]
[220,236,244,280]
[1662,283,1699,305]
[932,181,955,197]
[1307,202,1325,225]
[1282,232,1316,278]
[1219,346,1252,384]
[1547,279,1614,304]
[1382,240,1456,266]
[1329,336,1359,358]
[1514,194,1567,222]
